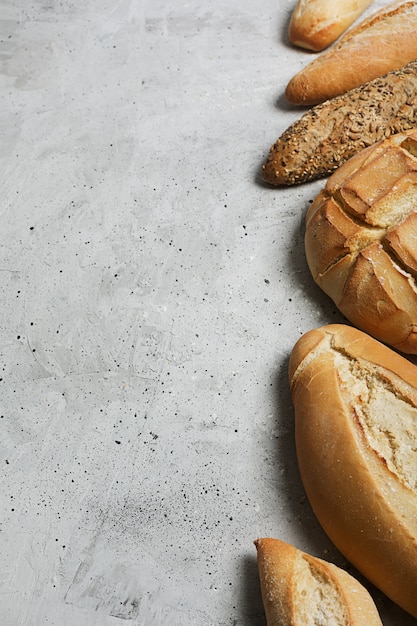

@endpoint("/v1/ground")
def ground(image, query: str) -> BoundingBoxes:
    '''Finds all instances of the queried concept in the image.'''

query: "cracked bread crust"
[262,61,417,186]
[255,537,383,626]
[305,129,417,353]
[288,324,417,618]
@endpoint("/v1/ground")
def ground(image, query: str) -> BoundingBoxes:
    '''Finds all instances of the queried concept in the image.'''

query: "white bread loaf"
[288,0,374,52]
[286,1,417,105]
[263,60,417,186]
[288,324,417,618]
[255,537,383,626]
[305,129,417,354]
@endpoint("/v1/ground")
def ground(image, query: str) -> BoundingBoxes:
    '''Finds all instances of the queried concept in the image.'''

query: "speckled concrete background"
[1,1,416,624]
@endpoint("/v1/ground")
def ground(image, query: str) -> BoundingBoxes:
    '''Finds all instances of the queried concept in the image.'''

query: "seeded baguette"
[288,0,374,52]
[289,324,417,618]
[286,0,417,105]
[262,60,417,186]
[255,537,383,626]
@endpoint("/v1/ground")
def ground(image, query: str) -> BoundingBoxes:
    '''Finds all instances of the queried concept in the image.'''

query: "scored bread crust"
[286,1,417,105]
[289,324,417,618]
[288,0,374,52]
[305,129,417,354]
[255,538,383,626]
[262,60,417,186]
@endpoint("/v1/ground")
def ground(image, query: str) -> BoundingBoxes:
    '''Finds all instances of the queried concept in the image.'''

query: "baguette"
[288,324,417,618]
[288,0,374,52]
[305,129,417,353]
[255,537,383,626]
[262,60,417,186]
[286,1,417,105]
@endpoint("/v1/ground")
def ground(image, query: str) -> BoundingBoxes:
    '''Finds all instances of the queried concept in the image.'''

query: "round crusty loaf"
[289,324,417,618]
[286,0,417,105]
[255,537,383,625]
[288,0,374,52]
[305,128,417,354]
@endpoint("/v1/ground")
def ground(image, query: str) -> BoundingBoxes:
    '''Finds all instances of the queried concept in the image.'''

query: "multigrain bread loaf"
[255,538,383,626]
[286,0,417,105]
[262,60,417,186]
[288,0,374,52]
[288,324,417,618]
[305,129,417,353]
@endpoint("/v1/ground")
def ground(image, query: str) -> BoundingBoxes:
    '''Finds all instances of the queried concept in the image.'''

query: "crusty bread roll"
[263,60,417,185]
[289,323,417,618]
[288,0,374,52]
[255,537,383,626]
[286,0,417,105]
[305,129,417,353]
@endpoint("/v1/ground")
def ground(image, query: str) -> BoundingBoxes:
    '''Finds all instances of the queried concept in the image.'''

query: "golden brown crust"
[289,324,417,617]
[255,538,295,626]
[255,537,383,625]
[262,61,417,186]
[286,1,417,105]
[288,0,374,52]
[304,129,417,353]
